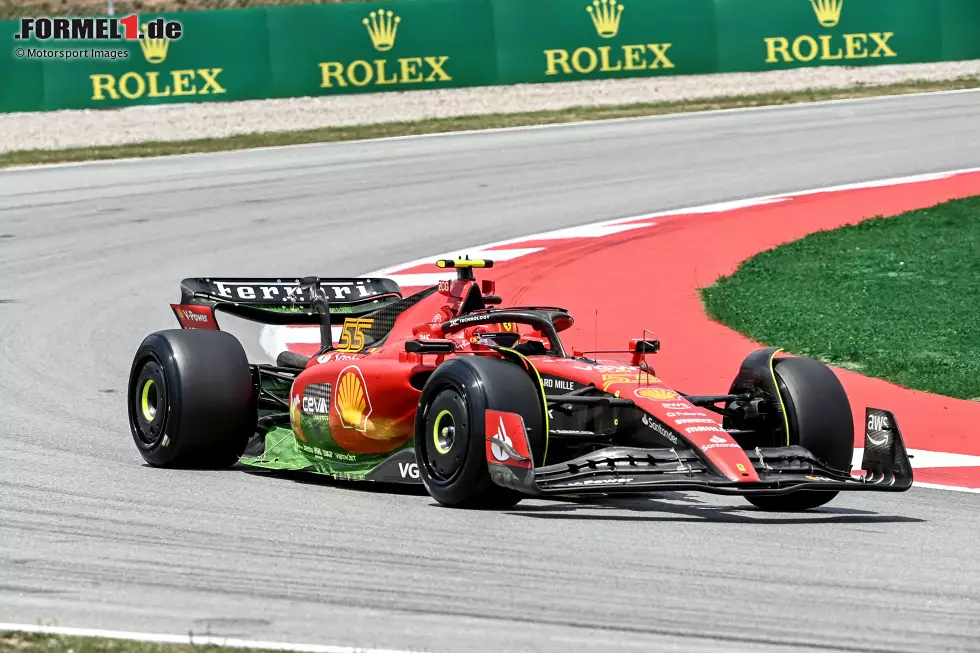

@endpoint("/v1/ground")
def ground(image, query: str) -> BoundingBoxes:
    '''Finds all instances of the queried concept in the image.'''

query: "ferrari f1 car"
[127,258,912,510]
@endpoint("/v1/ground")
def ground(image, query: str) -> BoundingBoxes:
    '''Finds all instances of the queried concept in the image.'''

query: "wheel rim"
[141,379,158,421]
[432,409,455,454]
[132,358,168,447]
[422,388,468,484]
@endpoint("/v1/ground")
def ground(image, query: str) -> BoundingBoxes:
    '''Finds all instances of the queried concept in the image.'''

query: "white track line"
[912,482,980,494]
[363,165,980,278]
[852,448,980,470]
[0,623,423,653]
[4,87,979,172]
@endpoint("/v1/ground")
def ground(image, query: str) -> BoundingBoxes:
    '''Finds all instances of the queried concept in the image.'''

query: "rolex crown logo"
[809,0,843,28]
[139,23,170,64]
[363,9,401,52]
[587,0,624,39]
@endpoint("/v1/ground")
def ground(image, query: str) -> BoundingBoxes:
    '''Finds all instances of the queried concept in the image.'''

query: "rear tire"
[128,329,256,468]
[746,356,854,512]
[415,357,545,509]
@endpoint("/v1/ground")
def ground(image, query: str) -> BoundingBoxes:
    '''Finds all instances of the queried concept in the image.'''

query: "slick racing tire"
[128,329,256,468]
[747,356,854,512]
[415,356,545,509]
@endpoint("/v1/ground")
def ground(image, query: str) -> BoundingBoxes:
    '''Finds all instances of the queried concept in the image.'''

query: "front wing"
[486,408,913,497]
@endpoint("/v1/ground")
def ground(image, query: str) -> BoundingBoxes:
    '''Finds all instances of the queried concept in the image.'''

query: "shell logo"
[634,388,679,401]
[336,366,373,432]
[290,394,306,441]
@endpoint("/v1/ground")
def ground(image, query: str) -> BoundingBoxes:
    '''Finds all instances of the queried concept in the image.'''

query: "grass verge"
[1,631,241,653]
[701,196,980,401]
[3,76,978,168]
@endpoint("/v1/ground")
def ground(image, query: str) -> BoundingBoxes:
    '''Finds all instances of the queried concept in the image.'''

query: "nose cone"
[632,391,760,482]
[694,432,759,482]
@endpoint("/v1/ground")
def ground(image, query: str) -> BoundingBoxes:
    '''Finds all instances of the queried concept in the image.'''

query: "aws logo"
[764,0,897,64]
[544,0,674,78]
[319,9,451,90]
[89,23,226,102]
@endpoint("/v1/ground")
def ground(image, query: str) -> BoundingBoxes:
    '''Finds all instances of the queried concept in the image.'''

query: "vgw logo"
[398,462,419,479]
[89,23,226,101]
[764,0,897,64]
[319,10,451,89]
[544,0,674,77]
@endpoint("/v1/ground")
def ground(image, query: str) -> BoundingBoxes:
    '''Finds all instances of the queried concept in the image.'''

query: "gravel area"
[2,60,979,154]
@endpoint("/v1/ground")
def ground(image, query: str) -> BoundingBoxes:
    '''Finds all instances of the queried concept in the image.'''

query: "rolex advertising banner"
[1,0,978,114]
[265,0,496,96]
[714,0,936,72]
[492,0,717,84]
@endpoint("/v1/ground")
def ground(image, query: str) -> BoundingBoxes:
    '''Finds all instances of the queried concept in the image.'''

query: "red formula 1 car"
[127,258,912,510]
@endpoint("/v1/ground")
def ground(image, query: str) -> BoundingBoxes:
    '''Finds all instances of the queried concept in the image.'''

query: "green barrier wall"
[1,0,978,113]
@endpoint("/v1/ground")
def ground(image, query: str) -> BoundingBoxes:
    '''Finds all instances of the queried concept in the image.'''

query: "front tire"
[415,356,545,509]
[746,356,854,512]
[128,329,256,468]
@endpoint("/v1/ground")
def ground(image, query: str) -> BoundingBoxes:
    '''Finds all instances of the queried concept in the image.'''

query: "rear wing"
[174,277,403,327]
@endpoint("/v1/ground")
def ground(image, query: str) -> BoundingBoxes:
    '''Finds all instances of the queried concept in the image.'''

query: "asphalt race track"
[3,90,980,653]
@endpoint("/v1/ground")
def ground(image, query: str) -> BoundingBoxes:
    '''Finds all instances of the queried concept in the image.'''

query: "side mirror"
[630,338,660,366]
[405,339,455,354]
